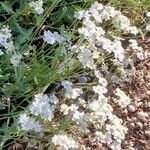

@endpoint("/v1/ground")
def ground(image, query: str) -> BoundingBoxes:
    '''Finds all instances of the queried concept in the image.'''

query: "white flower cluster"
[18,113,42,132]
[29,93,58,121]
[43,30,65,45]
[74,2,139,73]
[29,0,44,15]
[146,12,150,31]
[147,12,150,17]
[0,26,23,67]
[60,78,128,149]
[146,24,150,31]
[114,88,131,108]
[61,80,83,99]
[95,117,128,150]
[113,14,139,34]
[52,134,78,150]
[0,25,15,55]
[129,39,150,60]
[18,92,58,133]
[74,1,139,35]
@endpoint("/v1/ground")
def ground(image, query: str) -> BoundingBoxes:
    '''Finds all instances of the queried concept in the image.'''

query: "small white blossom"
[136,51,145,60]
[29,0,44,15]
[147,12,150,17]
[60,104,70,115]
[113,14,130,31]
[61,80,83,99]
[52,134,78,150]
[94,70,108,86]
[93,85,108,95]
[78,45,95,69]
[128,26,139,35]
[10,53,22,67]
[43,30,65,44]
[74,10,90,20]
[111,75,120,84]
[114,88,131,108]
[29,93,56,121]
[43,30,56,44]
[0,50,4,55]
[49,94,59,105]
[146,24,150,31]
[18,113,42,132]
[0,26,14,52]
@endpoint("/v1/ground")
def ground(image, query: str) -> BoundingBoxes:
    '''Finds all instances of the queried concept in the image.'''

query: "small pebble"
[130,123,135,127]
[145,130,150,138]
[127,105,136,112]
[146,91,150,95]
[78,76,88,83]
[136,122,143,129]
[128,147,136,150]
[137,111,149,121]
[136,102,142,107]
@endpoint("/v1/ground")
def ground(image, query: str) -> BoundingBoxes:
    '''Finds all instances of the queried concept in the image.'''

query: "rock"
[128,147,136,150]
[146,91,150,95]
[127,105,136,112]
[136,122,143,129]
[136,102,143,107]
[137,111,149,121]
[12,143,24,150]
[145,130,150,138]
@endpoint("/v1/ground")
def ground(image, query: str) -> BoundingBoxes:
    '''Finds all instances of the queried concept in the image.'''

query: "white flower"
[10,54,22,67]
[90,1,103,13]
[29,0,44,15]
[101,64,108,73]
[111,75,120,84]
[111,40,125,62]
[93,85,108,95]
[29,93,55,121]
[128,26,139,35]
[101,6,118,21]
[72,110,85,122]
[53,32,65,44]
[18,113,42,132]
[60,104,70,115]
[113,14,132,32]
[74,10,90,20]
[0,50,4,55]
[94,70,108,86]
[147,12,150,17]
[114,88,131,107]
[146,24,150,31]
[78,45,95,69]
[52,134,78,150]
[62,80,83,99]
[43,30,56,44]
[43,30,65,44]
[0,25,12,39]
[0,26,14,52]
[95,131,107,143]
[49,94,59,105]
[6,41,15,52]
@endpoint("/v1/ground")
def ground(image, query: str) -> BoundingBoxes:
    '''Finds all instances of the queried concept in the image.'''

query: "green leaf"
[0,101,5,110]
[1,1,14,13]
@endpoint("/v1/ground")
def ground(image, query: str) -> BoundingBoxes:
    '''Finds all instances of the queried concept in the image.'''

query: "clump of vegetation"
[0,0,150,149]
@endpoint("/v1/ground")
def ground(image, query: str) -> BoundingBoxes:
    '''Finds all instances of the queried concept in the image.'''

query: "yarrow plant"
[14,1,150,149]
[1,0,150,149]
